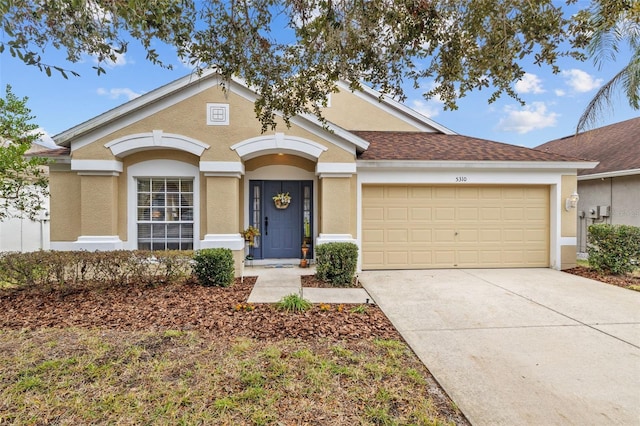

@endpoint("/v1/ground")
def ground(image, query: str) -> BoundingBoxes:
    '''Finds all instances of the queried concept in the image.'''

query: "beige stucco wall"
[73,86,355,164]
[321,89,424,132]
[205,176,239,234]
[80,175,118,236]
[560,174,578,269]
[49,171,81,241]
[320,177,352,235]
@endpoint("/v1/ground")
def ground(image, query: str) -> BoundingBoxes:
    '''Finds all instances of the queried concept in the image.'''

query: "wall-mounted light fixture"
[565,191,579,211]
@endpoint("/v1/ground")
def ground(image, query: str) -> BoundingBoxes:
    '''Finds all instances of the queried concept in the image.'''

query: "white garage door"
[362,185,549,269]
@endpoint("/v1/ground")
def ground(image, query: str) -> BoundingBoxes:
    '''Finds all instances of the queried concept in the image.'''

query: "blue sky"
[1,24,637,149]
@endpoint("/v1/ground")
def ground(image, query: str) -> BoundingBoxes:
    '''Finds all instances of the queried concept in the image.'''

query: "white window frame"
[127,160,200,250]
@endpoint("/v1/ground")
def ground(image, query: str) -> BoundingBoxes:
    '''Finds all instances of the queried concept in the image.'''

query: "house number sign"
[455,176,468,182]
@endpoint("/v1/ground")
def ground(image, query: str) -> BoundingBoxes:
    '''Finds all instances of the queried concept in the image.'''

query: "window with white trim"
[136,178,194,250]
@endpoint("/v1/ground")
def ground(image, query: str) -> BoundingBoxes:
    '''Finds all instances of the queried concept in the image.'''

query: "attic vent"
[206,103,229,126]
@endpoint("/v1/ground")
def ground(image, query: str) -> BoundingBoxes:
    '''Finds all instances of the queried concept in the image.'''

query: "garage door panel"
[458,187,480,199]
[387,229,408,243]
[457,229,479,242]
[526,207,547,220]
[435,187,456,199]
[387,186,408,199]
[387,207,408,221]
[480,229,501,242]
[362,229,384,243]
[434,229,456,242]
[457,207,479,220]
[504,207,525,220]
[387,251,409,265]
[363,207,384,221]
[458,250,479,264]
[411,251,432,264]
[411,207,432,220]
[362,185,549,270]
[481,207,501,220]
[411,229,432,242]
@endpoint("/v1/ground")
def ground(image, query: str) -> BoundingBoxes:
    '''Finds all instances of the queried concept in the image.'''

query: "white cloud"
[554,89,566,97]
[496,102,559,134]
[561,69,603,93]
[411,99,442,118]
[97,87,142,101]
[93,50,128,68]
[515,73,545,94]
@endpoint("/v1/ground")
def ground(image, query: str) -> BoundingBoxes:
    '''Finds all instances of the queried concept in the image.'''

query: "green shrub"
[192,248,235,287]
[315,242,358,287]
[276,293,311,312]
[587,224,640,275]
[0,250,193,290]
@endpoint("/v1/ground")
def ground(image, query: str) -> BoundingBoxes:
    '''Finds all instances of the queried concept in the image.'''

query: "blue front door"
[249,180,313,259]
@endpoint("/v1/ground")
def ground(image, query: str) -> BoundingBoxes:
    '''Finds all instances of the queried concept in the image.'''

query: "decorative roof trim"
[231,133,329,160]
[104,130,210,157]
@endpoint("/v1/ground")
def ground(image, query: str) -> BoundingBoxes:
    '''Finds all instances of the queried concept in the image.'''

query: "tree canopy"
[575,0,640,131]
[1,1,635,130]
[0,85,49,221]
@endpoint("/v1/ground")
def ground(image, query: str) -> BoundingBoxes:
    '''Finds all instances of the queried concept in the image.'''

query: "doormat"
[264,264,295,268]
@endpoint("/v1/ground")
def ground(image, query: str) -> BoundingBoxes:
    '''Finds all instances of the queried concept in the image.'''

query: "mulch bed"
[564,266,640,290]
[0,277,399,341]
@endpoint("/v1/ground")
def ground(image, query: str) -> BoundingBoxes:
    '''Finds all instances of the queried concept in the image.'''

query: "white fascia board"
[357,160,598,171]
[71,159,123,173]
[578,168,640,180]
[335,81,456,134]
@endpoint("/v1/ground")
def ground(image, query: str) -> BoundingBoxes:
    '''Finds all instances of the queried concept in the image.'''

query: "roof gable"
[535,117,640,176]
[53,70,370,153]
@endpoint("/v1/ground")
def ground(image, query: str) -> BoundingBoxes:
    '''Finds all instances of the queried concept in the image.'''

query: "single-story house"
[536,117,640,253]
[45,70,595,274]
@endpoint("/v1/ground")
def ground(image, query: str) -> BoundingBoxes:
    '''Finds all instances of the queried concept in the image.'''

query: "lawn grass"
[0,328,462,425]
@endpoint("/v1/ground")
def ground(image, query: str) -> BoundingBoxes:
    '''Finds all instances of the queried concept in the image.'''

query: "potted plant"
[241,226,260,247]
[273,192,292,209]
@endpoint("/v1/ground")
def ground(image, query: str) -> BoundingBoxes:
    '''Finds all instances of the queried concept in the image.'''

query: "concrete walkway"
[246,265,371,304]
[360,268,640,426]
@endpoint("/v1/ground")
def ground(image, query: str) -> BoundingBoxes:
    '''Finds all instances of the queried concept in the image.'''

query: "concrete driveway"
[360,269,640,426]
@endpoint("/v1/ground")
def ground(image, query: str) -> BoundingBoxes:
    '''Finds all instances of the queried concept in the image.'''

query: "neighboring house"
[536,117,640,253]
[0,141,50,252]
[45,70,595,274]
